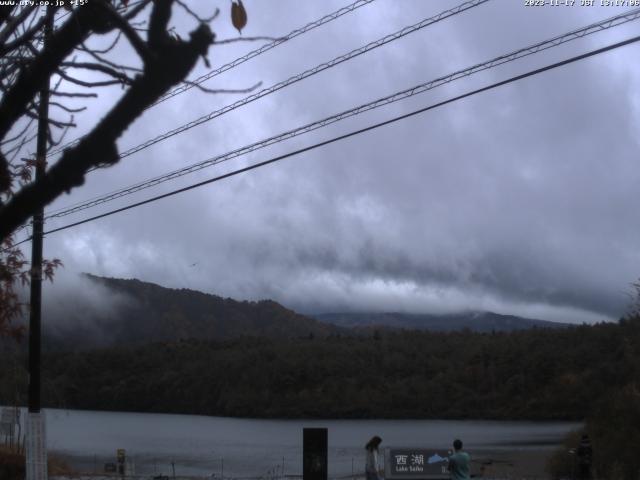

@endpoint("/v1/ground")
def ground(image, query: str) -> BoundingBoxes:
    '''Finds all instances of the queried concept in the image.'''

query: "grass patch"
[0,445,75,480]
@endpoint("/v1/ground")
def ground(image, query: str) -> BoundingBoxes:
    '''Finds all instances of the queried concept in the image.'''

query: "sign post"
[117,448,126,476]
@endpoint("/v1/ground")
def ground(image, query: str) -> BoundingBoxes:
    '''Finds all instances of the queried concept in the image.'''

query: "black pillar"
[303,428,327,480]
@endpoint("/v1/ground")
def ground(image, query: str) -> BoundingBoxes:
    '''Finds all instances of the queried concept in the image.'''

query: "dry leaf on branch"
[231,0,247,34]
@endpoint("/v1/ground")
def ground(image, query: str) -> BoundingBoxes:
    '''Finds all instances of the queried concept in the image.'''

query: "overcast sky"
[17,0,640,323]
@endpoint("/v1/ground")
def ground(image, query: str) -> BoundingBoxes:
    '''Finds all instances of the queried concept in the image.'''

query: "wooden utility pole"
[26,9,53,480]
[28,61,48,414]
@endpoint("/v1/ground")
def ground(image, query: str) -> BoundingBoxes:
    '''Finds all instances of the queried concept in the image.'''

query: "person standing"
[576,434,593,480]
[448,439,471,480]
[365,436,383,480]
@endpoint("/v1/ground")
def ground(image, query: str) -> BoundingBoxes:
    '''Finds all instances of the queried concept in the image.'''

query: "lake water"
[15,408,581,477]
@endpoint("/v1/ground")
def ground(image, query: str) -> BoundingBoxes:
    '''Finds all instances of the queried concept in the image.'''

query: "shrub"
[0,445,74,480]
[0,446,25,480]
[546,430,584,480]
[588,384,640,480]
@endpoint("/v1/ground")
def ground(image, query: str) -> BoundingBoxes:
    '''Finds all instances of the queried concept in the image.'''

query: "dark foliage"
[0,445,74,479]
[548,382,640,480]
[0,446,24,480]
[314,311,570,333]
[586,374,640,477]
[2,317,639,420]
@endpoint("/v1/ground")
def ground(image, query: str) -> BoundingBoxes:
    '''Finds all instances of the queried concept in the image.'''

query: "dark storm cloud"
[33,0,640,324]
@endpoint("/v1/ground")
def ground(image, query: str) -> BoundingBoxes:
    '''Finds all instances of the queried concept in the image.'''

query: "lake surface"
[18,408,581,477]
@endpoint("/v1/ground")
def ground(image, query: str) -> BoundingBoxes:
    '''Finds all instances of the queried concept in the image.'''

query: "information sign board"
[385,448,449,479]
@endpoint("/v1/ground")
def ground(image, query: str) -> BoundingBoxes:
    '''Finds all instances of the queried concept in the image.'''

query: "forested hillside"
[35,275,567,351]
[313,311,569,332]
[1,317,638,420]
[41,275,342,350]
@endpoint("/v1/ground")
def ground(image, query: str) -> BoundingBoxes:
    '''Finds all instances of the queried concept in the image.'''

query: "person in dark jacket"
[576,434,593,480]
[448,439,470,480]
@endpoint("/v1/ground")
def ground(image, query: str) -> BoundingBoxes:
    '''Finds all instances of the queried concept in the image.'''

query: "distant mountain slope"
[43,274,342,350]
[311,311,570,332]
[38,274,569,352]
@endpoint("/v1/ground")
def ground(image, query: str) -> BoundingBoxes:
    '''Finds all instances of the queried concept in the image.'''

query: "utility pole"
[26,8,52,480]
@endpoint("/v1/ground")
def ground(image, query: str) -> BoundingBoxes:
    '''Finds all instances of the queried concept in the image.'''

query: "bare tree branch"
[123,0,153,21]
[0,5,36,46]
[175,0,219,24]
[0,117,35,146]
[148,0,173,49]
[0,3,110,141]
[0,12,47,56]
[99,2,153,64]
[0,6,16,26]
[0,0,215,240]
[61,61,135,83]
[80,31,122,55]
[50,91,98,98]
[78,40,142,73]
[5,132,37,164]
[56,68,129,88]
[49,101,87,114]
[49,119,73,147]
[24,109,75,129]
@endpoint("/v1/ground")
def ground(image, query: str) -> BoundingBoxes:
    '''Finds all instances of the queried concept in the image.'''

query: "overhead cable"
[45,6,640,220]
[48,0,376,156]
[82,0,489,164]
[8,33,635,246]
[153,0,377,107]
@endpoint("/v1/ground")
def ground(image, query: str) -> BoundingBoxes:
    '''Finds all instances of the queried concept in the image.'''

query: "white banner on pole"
[26,411,48,480]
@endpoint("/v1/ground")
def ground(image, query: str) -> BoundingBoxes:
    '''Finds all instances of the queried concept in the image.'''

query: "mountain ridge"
[39,274,570,351]
[42,274,341,350]
[311,311,570,332]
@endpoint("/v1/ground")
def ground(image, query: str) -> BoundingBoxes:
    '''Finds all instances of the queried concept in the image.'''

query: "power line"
[80,0,489,166]
[44,0,489,217]
[44,6,640,221]
[153,0,376,107]
[48,0,376,157]
[11,33,637,247]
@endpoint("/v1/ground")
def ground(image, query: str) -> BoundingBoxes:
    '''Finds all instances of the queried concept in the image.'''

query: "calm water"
[16,408,581,477]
